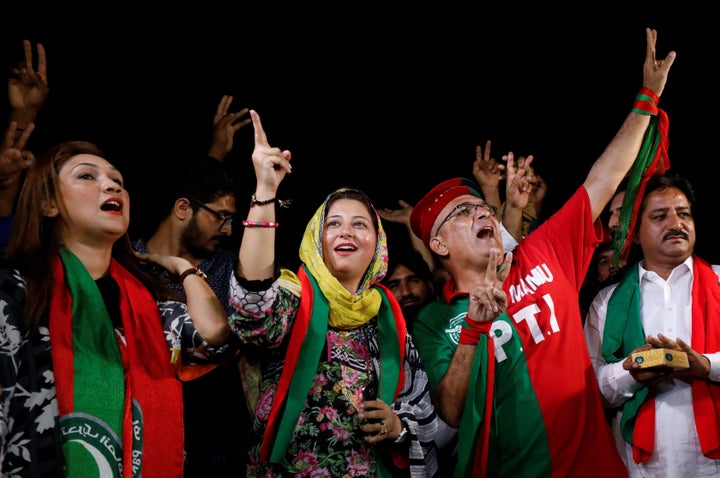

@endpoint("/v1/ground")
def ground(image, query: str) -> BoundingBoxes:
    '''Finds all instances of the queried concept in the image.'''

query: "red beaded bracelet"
[241,220,279,228]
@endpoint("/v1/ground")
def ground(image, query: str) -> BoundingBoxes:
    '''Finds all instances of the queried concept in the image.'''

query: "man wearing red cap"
[409,28,675,477]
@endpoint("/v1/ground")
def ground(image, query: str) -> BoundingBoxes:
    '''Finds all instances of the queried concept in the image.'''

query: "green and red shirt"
[413,187,628,478]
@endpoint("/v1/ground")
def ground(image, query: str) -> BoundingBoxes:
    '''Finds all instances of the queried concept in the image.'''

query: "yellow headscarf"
[298,188,388,329]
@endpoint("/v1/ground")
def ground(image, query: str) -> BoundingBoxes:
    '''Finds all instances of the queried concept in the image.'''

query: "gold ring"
[379,423,388,435]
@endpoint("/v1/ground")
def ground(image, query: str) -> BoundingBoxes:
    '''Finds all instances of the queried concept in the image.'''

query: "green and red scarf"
[455,314,501,478]
[260,265,406,474]
[603,256,720,463]
[50,247,184,477]
[615,107,670,263]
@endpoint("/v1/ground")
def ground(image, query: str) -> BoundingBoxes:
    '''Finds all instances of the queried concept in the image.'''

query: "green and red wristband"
[632,87,659,116]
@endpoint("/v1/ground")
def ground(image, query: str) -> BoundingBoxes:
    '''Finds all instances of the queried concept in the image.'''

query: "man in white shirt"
[584,173,720,477]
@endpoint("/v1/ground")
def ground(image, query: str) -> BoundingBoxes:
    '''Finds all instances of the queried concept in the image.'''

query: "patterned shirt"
[228,273,439,477]
[0,268,223,477]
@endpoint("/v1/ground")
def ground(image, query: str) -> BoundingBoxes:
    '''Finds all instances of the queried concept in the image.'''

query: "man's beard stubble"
[180,215,224,260]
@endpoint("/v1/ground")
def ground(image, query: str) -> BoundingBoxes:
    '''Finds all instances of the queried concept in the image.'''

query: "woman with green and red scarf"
[0,140,231,477]
[229,110,439,477]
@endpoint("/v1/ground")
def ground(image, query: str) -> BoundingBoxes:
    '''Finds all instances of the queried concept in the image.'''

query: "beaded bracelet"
[250,194,292,208]
[242,220,279,228]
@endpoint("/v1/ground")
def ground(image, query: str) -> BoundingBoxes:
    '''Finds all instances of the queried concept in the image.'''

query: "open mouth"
[101,200,122,212]
[476,226,494,239]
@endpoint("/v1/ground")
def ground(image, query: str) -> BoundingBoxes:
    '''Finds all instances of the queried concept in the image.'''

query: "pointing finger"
[251,110,269,147]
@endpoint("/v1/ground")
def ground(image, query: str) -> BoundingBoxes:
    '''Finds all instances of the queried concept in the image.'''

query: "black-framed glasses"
[190,198,235,231]
[433,202,498,238]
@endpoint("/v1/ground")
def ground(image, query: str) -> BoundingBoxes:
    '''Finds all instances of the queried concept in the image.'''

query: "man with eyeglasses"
[408,28,674,477]
[132,153,251,478]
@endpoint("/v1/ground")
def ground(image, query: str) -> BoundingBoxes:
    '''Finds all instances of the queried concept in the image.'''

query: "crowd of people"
[1,26,718,478]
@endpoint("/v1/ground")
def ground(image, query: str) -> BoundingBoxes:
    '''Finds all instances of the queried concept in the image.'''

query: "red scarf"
[50,250,184,477]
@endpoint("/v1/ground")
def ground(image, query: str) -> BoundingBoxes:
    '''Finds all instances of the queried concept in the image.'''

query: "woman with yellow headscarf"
[228,110,439,477]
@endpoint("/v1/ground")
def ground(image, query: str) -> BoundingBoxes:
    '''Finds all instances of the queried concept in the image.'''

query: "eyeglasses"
[190,198,235,231]
[433,202,498,238]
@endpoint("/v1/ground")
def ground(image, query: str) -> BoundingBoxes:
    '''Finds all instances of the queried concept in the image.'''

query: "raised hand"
[529,172,547,211]
[8,40,49,125]
[467,249,512,322]
[208,95,251,161]
[503,152,533,212]
[377,199,414,226]
[643,28,676,98]
[250,110,292,196]
[473,140,505,191]
[0,122,36,187]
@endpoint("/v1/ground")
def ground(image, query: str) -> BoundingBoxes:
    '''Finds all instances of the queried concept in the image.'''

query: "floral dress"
[229,275,439,478]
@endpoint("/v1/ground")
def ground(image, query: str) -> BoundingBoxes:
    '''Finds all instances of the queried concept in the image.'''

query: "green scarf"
[614,109,670,264]
[50,247,185,477]
[54,247,125,477]
[602,262,648,451]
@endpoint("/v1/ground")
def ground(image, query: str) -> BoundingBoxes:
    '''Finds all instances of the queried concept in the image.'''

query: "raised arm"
[583,27,675,220]
[237,110,292,280]
[8,40,49,130]
[435,27,676,428]
[207,95,251,162]
[499,152,532,242]
[0,123,35,183]
[0,123,36,217]
[377,199,437,272]
[472,139,504,210]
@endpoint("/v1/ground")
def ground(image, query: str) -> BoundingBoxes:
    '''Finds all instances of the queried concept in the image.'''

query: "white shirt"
[584,256,720,478]
[499,222,519,252]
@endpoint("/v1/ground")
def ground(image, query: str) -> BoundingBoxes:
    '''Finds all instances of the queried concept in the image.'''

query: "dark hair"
[156,155,238,222]
[5,140,180,331]
[384,248,432,284]
[638,174,695,219]
[623,173,696,265]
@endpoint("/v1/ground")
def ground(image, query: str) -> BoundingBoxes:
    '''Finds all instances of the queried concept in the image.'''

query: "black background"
[2,6,716,268]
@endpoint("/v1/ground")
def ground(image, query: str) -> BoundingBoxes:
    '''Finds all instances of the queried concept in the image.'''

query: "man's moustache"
[663,231,688,241]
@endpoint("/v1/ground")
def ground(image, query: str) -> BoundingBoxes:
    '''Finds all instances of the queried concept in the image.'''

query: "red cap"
[410,178,483,248]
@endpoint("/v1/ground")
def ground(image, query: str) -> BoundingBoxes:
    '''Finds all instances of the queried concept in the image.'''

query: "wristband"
[632,87,659,116]
[242,220,279,228]
[459,315,494,345]
[179,267,207,282]
[638,86,659,104]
